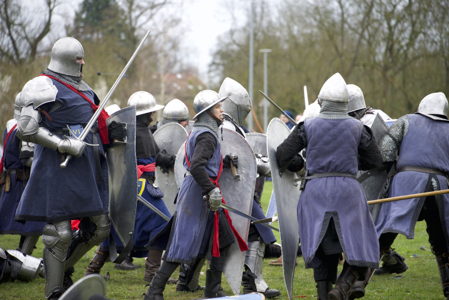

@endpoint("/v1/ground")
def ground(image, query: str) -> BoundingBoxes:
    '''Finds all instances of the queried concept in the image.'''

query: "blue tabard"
[15,79,108,223]
[152,129,222,264]
[300,117,379,269]
[0,129,45,235]
[375,114,449,243]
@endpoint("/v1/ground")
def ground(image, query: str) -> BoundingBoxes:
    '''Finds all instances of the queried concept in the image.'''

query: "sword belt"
[304,172,357,180]
[398,166,447,177]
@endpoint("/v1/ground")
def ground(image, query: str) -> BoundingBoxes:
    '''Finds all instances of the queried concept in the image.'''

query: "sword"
[137,194,170,221]
[60,29,152,169]
[259,90,297,126]
[220,203,279,232]
[367,189,449,205]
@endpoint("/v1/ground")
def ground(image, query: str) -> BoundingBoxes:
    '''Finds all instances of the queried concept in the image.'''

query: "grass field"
[0,181,445,299]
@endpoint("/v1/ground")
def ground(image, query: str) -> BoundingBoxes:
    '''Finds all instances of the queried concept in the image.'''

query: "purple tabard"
[300,118,379,269]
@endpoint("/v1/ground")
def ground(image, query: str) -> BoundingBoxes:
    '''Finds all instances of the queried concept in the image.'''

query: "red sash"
[184,135,248,257]
[40,74,110,145]
[0,124,18,171]
[137,163,156,179]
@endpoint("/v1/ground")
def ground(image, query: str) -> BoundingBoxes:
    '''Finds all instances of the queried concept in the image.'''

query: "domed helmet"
[347,84,366,112]
[192,90,226,120]
[163,99,189,121]
[219,77,252,126]
[104,104,121,116]
[47,37,85,77]
[127,91,164,116]
[417,92,448,118]
[318,73,348,103]
[14,92,22,121]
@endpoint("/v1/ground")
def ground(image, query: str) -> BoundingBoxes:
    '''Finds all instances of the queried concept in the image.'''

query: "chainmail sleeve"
[358,125,383,170]
[276,123,306,171]
[379,115,409,162]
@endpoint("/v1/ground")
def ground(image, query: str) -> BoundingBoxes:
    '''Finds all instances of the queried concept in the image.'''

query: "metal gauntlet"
[208,187,222,212]
[256,154,271,177]
[57,136,86,158]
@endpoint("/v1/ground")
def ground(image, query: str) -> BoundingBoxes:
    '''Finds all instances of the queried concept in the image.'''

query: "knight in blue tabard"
[217,77,280,298]
[0,115,45,256]
[372,92,449,299]
[84,92,177,285]
[13,37,126,299]
[144,90,248,300]
[276,73,383,300]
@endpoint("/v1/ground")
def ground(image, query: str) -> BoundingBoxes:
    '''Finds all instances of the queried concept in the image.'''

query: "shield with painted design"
[219,128,257,295]
[153,122,188,215]
[267,118,301,300]
[106,106,137,263]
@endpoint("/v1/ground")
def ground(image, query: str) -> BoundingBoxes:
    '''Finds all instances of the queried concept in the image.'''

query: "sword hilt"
[60,155,72,169]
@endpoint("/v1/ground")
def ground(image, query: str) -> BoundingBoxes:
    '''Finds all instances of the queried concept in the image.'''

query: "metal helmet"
[219,77,252,126]
[192,90,226,120]
[163,99,189,121]
[127,91,164,116]
[14,92,22,121]
[347,84,366,112]
[47,37,85,77]
[417,92,448,117]
[104,104,121,116]
[318,73,348,102]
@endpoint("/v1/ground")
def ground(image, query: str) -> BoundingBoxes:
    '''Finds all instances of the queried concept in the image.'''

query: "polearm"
[60,29,152,168]
[220,203,279,232]
[137,194,170,221]
[259,90,297,126]
[367,189,449,205]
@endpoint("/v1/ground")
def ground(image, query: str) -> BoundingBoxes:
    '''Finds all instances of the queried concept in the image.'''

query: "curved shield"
[219,128,257,295]
[174,143,187,189]
[153,123,188,214]
[267,118,300,300]
[246,133,267,157]
[59,275,106,300]
[106,106,137,263]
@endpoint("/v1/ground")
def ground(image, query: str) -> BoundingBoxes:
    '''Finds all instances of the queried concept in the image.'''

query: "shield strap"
[184,136,248,257]
[40,74,110,145]
[0,124,17,172]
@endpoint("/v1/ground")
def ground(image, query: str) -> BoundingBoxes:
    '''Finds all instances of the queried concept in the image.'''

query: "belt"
[50,124,94,135]
[304,172,357,180]
[398,166,447,177]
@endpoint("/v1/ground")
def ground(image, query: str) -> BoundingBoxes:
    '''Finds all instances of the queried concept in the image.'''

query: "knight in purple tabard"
[13,37,126,299]
[144,90,248,300]
[373,92,449,299]
[0,116,45,256]
[84,92,177,285]
[276,73,382,300]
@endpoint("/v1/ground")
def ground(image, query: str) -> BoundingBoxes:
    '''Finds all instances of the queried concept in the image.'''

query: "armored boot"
[84,247,110,276]
[316,281,332,300]
[176,257,204,292]
[328,263,360,300]
[374,248,408,275]
[204,269,226,298]
[115,256,140,271]
[18,235,40,255]
[143,261,178,300]
[348,268,375,300]
[433,247,449,298]
[242,240,281,298]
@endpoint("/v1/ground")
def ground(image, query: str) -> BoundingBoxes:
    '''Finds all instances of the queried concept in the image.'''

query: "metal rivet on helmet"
[192,90,226,120]
[163,99,189,121]
[318,73,348,103]
[47,37,85,77]
[347,84,366,112]
[127,91,164,116]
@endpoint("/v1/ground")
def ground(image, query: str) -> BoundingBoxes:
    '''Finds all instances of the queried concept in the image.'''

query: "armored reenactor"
[144,90,248,299]
[346,84,391,123]
[0,246,43,283]
[150,99,189,133]
[85,92,176,285]
[0,115,45,255]
[219,77,280,298]
[373,92,449,299]
[276,73,382,300]
[14,37,125,299]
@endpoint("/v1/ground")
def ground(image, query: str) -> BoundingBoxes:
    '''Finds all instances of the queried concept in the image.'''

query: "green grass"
[0,181,445,299]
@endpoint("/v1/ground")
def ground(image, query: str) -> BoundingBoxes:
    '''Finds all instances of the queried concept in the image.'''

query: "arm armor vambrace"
[16,127,61,151]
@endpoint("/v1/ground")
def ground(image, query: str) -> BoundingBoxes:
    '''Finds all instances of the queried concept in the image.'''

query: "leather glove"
[156,150,176,174]
[223,155,238,169]
[204,187,222,212]
[108,121,127,142]
[58,137,86,158]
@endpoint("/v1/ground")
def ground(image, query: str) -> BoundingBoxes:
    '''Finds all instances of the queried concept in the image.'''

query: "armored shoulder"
[379,115,409,162]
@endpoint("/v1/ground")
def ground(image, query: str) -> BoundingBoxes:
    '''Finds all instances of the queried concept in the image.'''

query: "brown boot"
[348,268,375,299]
[269,255,298,266]
[145,250,178,284]
[84,248,110,276]
[328,263,360,300]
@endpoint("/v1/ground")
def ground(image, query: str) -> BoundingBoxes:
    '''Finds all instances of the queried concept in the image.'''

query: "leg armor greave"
[65,213,110,271]
[20,235,40,255]
[42,220,72,298]
[244,240,269,292]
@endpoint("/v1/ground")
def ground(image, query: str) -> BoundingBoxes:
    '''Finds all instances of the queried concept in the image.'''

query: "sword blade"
[220,203,279,232]
[137,194,170,221]
[259,90,297,126]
